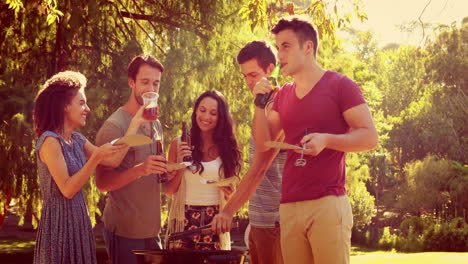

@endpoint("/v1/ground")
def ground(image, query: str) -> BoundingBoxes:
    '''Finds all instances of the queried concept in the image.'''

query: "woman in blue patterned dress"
[32,71,140,263]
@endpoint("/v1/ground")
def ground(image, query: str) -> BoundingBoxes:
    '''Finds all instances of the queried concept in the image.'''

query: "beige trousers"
[279,195,353,264]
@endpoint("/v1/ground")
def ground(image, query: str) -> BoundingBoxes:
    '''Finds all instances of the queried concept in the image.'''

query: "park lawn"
[1,240,467,263]
[351,246,468,264]
[0,237,35,254]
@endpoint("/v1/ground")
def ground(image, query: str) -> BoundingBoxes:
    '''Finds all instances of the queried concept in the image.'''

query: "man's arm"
[299,103,378,156]
[96,164,146,192]
[94,120,167,192]
[251,79,284,152]
[253,107,283,152]
[211,145,281,234]
[90,105,148,167]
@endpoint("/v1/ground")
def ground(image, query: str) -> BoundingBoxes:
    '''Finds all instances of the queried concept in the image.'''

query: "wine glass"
[295,128,308,167]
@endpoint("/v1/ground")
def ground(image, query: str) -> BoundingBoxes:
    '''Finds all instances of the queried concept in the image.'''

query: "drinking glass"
[295,128,308,167]
[142,92,159,121]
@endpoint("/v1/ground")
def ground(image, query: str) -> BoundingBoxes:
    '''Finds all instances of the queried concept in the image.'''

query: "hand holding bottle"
[180,122,193,163]
[254,64,281,108]
[176,141,192,163]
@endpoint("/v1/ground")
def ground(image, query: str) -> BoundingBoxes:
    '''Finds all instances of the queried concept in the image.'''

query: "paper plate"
[167,162,187,172]
[111,134,152,147]
[264,141,302,150]
[200,176,239,187]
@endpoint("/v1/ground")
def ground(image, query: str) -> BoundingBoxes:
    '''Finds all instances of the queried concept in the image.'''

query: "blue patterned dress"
[33,131,97,264]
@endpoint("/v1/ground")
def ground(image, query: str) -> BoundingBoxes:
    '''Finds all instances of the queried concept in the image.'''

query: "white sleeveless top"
[184,157,222,205]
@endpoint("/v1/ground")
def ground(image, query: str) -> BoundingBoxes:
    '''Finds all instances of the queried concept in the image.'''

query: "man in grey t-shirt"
[95,54,169,264]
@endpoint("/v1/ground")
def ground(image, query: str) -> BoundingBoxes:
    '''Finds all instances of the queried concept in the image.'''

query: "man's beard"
[135,93,144,105]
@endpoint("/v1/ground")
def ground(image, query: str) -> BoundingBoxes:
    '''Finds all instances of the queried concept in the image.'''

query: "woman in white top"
[165,90,242,250]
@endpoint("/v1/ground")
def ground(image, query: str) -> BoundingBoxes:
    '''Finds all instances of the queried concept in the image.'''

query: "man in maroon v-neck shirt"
[251,15,378,264]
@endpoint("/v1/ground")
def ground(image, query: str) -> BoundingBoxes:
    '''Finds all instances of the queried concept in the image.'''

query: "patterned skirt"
[172,204,221,250]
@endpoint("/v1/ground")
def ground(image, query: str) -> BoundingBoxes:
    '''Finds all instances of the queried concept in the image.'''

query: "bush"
[365,230,372,247]
[399,215,433,235]
[395,226,423,252]
[373,217,467,252]
[422,218,468,251]
[378,227,397,250]
[352,225,379,247]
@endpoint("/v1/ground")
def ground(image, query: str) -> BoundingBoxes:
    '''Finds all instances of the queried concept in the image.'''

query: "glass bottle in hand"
[254,63,281,109]
[155,140,168,183]
[181,121,193,163]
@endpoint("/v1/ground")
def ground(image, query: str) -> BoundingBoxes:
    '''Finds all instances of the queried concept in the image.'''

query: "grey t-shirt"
[96,107,163,239]
[248,137,286,227]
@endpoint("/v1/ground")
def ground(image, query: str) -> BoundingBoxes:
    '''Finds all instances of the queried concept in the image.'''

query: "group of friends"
[32,15,378,264]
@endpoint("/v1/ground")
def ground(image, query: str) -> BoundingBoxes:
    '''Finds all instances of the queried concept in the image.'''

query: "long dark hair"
[33,71,86,137]
[190,90,242,179]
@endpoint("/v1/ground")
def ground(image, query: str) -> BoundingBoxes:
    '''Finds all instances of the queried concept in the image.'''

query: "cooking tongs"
[168,222,239,240]
[168,224,213,240]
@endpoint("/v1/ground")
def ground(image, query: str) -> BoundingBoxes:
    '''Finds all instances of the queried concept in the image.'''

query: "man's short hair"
[271,15,319,56]
[237,40,276,72]
[127,54,164,81]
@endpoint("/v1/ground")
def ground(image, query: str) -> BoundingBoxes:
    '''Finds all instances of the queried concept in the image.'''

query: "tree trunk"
[0,188,13,230]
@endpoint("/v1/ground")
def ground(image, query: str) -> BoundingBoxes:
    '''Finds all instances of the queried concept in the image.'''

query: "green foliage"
[2,0,376,228]
[346,153,376,229]
[239,0,267,31]
[400,216,433,236]
[385,24,467,169]
[240,0,368,41]
[2,2,465,251]
[374,216,468,252]
[364,230,371,246]
[421,218,468,252]
[425,24,467,94]
[395,226,424,252]
[344,20,466,249]
[0,113,40,228]
[5,0,23,14]
[2,0,250,226]
[378,227,397,250]
[380,45,428,117]
[396,155,468,221]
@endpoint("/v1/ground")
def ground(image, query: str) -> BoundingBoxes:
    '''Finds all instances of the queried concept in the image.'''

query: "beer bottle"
[254,63,281,109]
[155,140,168,183]
[181,122,193,163]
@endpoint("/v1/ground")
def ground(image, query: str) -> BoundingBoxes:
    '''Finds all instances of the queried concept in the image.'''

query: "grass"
[351,246,468,264]
[0,236,109,264]
[1,238,467,264]
[0,237,35,254]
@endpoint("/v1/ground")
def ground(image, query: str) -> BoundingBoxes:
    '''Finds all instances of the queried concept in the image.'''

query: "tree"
[397,155,468,221]
[1,0,371,228]
[346,153,375,229]
[423,22,467,163]
[385,22,467,175]
[1,0,253,227]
